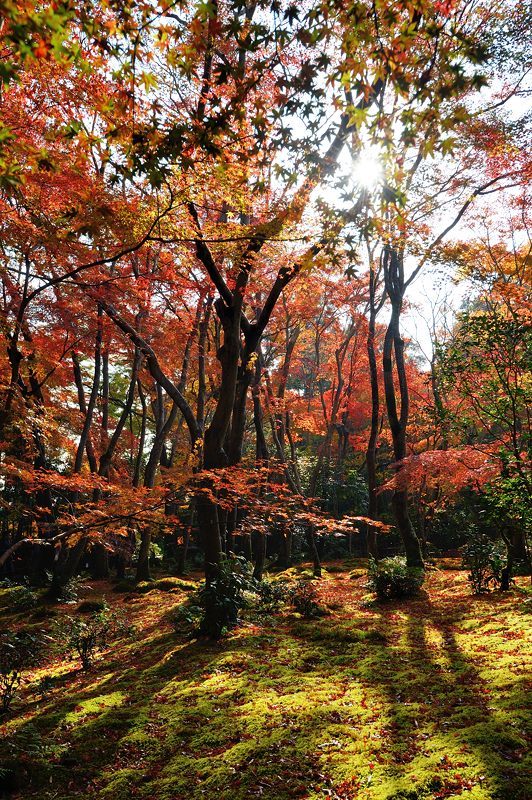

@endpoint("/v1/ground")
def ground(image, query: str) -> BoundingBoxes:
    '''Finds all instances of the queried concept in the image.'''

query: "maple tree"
[0,0,529,599]
[0,6,531,799]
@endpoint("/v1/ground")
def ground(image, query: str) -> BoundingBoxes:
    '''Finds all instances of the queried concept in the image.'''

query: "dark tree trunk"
[277,525,292,571]
[308,525,322,577]
[252,357,270,461]
[73,306,103,474]
[101,348,109,434]
[136,397,179,582]
[382,247,424,570]
[89,543,110,580]
[366,263,382,561]
[50,537,88,593]
[252,530,267,581]
[72,351,98,473]
[133,379,147,487]
[98,348,142,481]
[176,510,193,576]
[136,532,152,582]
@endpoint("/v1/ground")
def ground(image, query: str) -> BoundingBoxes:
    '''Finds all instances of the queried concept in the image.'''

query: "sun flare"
[352,146,383,189]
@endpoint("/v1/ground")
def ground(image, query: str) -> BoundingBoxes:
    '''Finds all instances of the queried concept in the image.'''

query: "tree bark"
[366,259,383,560]
[382,246,424,569]
[73,307,103,473]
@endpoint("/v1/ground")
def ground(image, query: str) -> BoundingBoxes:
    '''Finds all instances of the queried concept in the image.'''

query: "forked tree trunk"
[382,247,424,569]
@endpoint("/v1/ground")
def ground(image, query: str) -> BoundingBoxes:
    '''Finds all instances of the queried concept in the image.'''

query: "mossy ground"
[1,565,530,800]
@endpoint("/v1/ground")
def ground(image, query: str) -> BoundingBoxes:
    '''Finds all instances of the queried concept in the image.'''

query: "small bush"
[30,606,58,622]
[0,631,47,714]
[255,579,290,613]
[55,609,134,669]
[462,536,507,594]
[170,604,203,634]
[288,580,323,618]
[76,598,108,613]
[46,574,85,602]
[5,584,40,611]
[33,674,57,700]
[139,577,196,593]
[197,555,256,639]
[0,722,60,790]
[367,557,424,600]
[112,579,138,594]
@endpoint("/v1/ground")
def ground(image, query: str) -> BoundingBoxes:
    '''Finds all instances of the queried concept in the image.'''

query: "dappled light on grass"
[0,567,530,800]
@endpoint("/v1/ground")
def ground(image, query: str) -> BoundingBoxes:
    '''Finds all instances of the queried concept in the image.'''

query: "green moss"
[64,691,127,723]
[3,567,530,800]
[291,619,387,644]
[99,769,142,800]
[136,576,198,593]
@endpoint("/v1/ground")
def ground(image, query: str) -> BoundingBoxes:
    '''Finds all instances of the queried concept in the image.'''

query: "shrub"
[5,584,40,611]
[170,603,203,634]
[0,631,47,714]
[288,580,323,618]
[367,557,424,600]
[138,577,196,593]
[462,535,507,594]
[46,573,85,602]
[197,555,257,639]
[76,598,108,613]
[33,674,57,700]
[55,609,133,669]
[0,722,59,791]
[255,579,290,613]
[112,579,138,594]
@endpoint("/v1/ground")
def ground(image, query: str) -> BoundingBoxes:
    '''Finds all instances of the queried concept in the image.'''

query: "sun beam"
[352,146,383,189]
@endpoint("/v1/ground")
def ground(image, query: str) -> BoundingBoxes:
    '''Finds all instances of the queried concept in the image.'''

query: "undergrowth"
[0,566,529,800]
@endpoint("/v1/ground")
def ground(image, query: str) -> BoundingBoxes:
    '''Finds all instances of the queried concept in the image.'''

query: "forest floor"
[0,563,530,800]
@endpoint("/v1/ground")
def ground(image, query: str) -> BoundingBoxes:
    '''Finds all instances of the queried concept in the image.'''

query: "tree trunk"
[253,531,267,581]
[252,357,270,461]
[73,306,103,473]
[176,517,192,576]
[136,396,178,582]
[277,525,292,571]
[308,525,322,577]
[50,536,87,594]
[382,247,424,569]
[90,543,110,580]
[136,531,152,582]
[366,269,381,560]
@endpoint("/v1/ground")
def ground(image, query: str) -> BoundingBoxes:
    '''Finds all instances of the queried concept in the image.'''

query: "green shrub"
[288,580,323,618]
[46,573,85,602]
[197,555,256,639]
[33,673,57,700]
[55,609,134,669]
[5,584,40,610]
[0,631,47,714]
[367,557,424,600]
[254,579,290,612]
[112,579,139,593]
[0,722,60,791]
[170,604,203,634]
[138,577,196,593]
[462,535,507,593]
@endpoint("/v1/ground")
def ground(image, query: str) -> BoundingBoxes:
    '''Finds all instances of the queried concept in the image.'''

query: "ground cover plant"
[0,564,530,800]
[0,1,530,798]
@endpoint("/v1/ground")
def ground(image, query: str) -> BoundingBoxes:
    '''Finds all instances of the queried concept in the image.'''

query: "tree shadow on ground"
[365,588,530,800]
[1,574,529,800]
